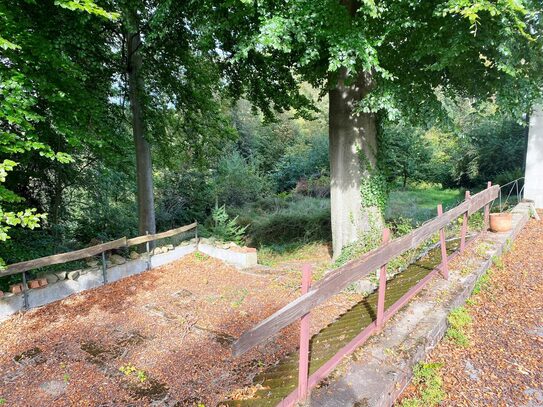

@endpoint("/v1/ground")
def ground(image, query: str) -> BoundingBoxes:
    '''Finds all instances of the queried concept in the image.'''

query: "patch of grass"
[503,238,513,253]
[475,241,492,258]
[258,242,329,267]
[446,307,472,347]
[460,265,471,276]
[401,362,445,407]
[231,288,249,308]
[120,363,148,383]
[193,251,209,262]
[472,268,493,295]
[386,185,463,224]
[491,255,504,269]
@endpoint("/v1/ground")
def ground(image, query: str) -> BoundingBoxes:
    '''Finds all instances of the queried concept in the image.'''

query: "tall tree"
[209,0,543,256]
[0,0,118,263]
[112,0,236,237]
[123,4,155,236]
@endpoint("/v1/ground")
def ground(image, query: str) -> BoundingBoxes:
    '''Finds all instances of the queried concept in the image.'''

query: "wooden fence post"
[438,204,449,279]
[460,191,470,252]
[145,231,151,270]
[484,181,492,229]
[376,228,390,330]
[21,271,29,310]
[298,264,312,401]
[101,251,108,284]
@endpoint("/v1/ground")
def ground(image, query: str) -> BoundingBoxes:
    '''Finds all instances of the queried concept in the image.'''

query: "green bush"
[208,205,247,244]
[155,169,215,230]
[273,134,329,192]
[214,150,271,207]
[237,196,331,246]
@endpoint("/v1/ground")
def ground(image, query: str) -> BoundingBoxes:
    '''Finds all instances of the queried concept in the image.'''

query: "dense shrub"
[273,134,329,191]
[239,196,331,245]
[214,150,271,207]
[70,167,138,243]
[295,175,330,197]
[155,169,215,230]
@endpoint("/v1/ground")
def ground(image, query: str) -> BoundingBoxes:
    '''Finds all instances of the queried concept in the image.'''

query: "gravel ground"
[399,216,543,406]
[0,248,362,406]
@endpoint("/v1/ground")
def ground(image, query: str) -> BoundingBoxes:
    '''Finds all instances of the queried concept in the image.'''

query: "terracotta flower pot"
[489,212,512,233]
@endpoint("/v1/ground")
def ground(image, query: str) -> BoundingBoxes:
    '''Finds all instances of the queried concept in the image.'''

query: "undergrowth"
[472,268,493,295]
[446,307,472,347]
[401,362,445,407]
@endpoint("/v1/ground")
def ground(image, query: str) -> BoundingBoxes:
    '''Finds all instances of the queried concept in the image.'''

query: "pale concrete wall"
[0,242,259,320]
[150,245,196,269]
[198,244,258,269]
[525,106,543,208]
[0,244,197,321]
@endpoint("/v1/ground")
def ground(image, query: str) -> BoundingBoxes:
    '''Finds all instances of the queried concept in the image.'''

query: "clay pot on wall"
[10,283,23,294]
[489,213,512,233]
[28,280,41,289]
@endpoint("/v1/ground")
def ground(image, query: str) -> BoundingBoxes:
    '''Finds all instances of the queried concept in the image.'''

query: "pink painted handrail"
[437,204,449,279]
[267,182,494,407]
[376,228,390,329]
[484,181,492,228]
[460,190,471,252]
[297,264,312,401]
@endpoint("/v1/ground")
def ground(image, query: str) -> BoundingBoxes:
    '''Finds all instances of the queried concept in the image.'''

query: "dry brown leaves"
[401,216,543,406]
[0,248,358,406]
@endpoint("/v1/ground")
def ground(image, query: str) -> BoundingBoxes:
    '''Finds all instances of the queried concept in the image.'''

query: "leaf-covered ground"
[0,245,361,406]
[399,216,543,406]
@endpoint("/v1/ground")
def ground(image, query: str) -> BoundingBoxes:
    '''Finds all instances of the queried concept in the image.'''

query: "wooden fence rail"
[0,222,197,278]
[233,185,499,356]
[125,222,198,246]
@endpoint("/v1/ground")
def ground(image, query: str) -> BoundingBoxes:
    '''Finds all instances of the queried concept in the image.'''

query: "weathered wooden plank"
[125,222,197,246]
[1,237,127,277]
[233,187,498,356]
[468,185,499,215]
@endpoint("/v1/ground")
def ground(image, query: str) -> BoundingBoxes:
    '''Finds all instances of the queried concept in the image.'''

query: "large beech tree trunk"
[329,69,382,257]
[126,11,156,237]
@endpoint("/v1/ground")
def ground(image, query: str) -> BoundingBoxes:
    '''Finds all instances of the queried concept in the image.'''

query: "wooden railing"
[232,183,499,407]
[0,222,197,278]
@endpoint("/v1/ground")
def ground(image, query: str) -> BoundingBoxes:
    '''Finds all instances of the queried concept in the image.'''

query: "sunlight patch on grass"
[386,186,463,224]
[258,242,330,267]
[401,362,445,407]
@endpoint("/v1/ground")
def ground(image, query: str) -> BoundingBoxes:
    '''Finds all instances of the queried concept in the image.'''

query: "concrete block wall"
[525,106,543,208]
[1,240,258,320]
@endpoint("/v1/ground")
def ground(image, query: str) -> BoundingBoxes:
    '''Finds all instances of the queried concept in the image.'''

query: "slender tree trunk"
[329,69,382,258]
[49,167,63,226]
[126,11,156,237]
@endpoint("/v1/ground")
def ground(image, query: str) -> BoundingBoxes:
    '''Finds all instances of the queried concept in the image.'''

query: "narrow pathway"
[400,216,543,406]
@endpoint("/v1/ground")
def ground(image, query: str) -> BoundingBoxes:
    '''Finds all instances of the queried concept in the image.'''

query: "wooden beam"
[232,186,499,356]
[125,222,197,246]
[1,237,127,277]
[468,185,499,215]
[1,221,198,278]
